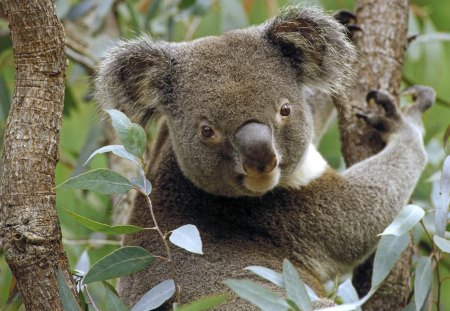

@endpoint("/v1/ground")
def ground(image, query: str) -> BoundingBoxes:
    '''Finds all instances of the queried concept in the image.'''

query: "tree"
[0,0,77,309]
[336,0,412,309]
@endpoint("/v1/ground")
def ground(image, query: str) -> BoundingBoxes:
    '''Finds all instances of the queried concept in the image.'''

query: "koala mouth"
[242,168,281,195]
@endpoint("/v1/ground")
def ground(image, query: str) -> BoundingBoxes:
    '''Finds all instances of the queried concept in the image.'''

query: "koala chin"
[95,5,433,310]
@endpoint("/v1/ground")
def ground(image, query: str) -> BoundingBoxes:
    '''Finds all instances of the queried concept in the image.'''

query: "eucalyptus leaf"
[174,294,229,311]
[169,224,203,254]
[58,169,133,195]
[372,234,410,288]
[244,266,284,288]
[282,259,312,311]
[220,0,248,32]
[105,109,146,158]
[436,156,450,237]
[56,268,82,311]
[104,282,129,311]
[414,256,432,311]
[224,279,290,311]
[379,205,425,236]
[434,235,450,253]
[84,145,141,167]
[131,177,153,195]
[75,250,90,275]
[65,209,147,235]
[336,279,360,307]
[83,246,154,284]
[131,279,175,311]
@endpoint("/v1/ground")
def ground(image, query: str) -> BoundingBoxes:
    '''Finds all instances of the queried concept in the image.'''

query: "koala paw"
[355,89,399,132]
[355,86,435,134]
[333,10,362,37]
[402,85,435,114]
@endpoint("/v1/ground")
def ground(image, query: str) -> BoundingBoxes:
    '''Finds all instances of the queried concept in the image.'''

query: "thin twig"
[420,220,441,311]
[143,191,180,303]
[84,284,100,311]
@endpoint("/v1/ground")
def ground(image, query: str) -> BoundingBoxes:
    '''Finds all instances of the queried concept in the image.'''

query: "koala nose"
[234,122,278,177]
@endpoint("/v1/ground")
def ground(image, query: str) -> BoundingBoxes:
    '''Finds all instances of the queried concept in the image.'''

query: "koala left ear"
[95,37,172,125]
[266,7,356,96]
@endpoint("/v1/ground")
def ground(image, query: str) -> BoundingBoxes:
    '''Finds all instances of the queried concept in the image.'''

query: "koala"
[95,6,433,310]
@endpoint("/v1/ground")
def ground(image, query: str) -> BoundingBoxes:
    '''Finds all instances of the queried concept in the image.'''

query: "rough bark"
[0,0,78,310]
[335,0,411,309]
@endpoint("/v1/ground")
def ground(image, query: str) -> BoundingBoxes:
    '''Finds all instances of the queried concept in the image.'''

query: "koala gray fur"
[95,6,432,310]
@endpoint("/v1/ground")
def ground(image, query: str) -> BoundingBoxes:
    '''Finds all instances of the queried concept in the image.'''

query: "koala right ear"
[94,37,172,125]
[266,6,356,97]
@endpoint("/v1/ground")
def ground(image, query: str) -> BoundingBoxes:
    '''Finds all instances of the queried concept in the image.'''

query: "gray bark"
[335,0,412,309]
[0,0,78,309]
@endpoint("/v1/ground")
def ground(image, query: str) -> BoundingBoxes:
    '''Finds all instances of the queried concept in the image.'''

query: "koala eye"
[280,103,291,117]
[201,126,215,139]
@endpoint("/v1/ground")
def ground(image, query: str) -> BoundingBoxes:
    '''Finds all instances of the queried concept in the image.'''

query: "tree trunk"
[336,0,411,309]
[0,1,78,310]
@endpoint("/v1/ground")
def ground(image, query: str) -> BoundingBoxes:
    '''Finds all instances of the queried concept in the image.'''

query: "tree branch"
[0,0,78,309]
[335,0,412,309]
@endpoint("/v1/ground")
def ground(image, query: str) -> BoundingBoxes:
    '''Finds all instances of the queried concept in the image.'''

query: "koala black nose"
[234,122,277,177]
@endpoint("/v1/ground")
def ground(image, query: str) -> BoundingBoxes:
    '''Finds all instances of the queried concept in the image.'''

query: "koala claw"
[334,10,362,35]
[402,85,435,113]
[366,89,400,119]
[333,10,356,24]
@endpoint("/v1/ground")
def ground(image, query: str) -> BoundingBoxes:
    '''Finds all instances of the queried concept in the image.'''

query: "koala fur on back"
[95,6,431,309]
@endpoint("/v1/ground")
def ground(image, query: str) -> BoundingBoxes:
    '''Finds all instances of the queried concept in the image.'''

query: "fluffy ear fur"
[94,37,172,125]
[266,7,356,96]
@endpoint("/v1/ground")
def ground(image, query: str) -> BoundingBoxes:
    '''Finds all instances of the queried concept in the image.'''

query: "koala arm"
[335,87,433,259]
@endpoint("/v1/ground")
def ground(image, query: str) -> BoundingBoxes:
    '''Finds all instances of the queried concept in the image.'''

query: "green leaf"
[336,279,360,307]
[83,246,154,284]
[443,124,450,151]
[371,234,410,288]
[131,279,175,311]
[126,123,147,158]
[104,282,129,311]
[58,169,133,195]
[379,204,425,236]
[434,235,450,253]
[174,294,229,311]
[169,224,203,254]
[414,256,432,311]
[282,259,312,311]
[179,0,196,10]
[286,299,301,311]
[75,250,90,275]
[224,279,289,311]
[244,266,284,288]
[56,268,82,311]
[65,209,147,235]
[130,177,152,195]
[84,145,141,167]
[436,156,450,237]
[105,109,146,159]
[220,0,248,32]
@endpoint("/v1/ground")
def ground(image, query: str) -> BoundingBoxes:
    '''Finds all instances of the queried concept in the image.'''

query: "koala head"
[95,7,356,198]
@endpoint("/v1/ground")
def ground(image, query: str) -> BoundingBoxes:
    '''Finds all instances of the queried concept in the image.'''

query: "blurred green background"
[0,0,449,309]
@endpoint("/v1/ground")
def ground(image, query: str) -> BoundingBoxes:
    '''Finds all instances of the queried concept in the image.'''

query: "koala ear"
[95,37,172,125]
[266,7,356,96]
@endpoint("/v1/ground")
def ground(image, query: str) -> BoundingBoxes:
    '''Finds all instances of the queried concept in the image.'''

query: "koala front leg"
[338,86,434,257]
